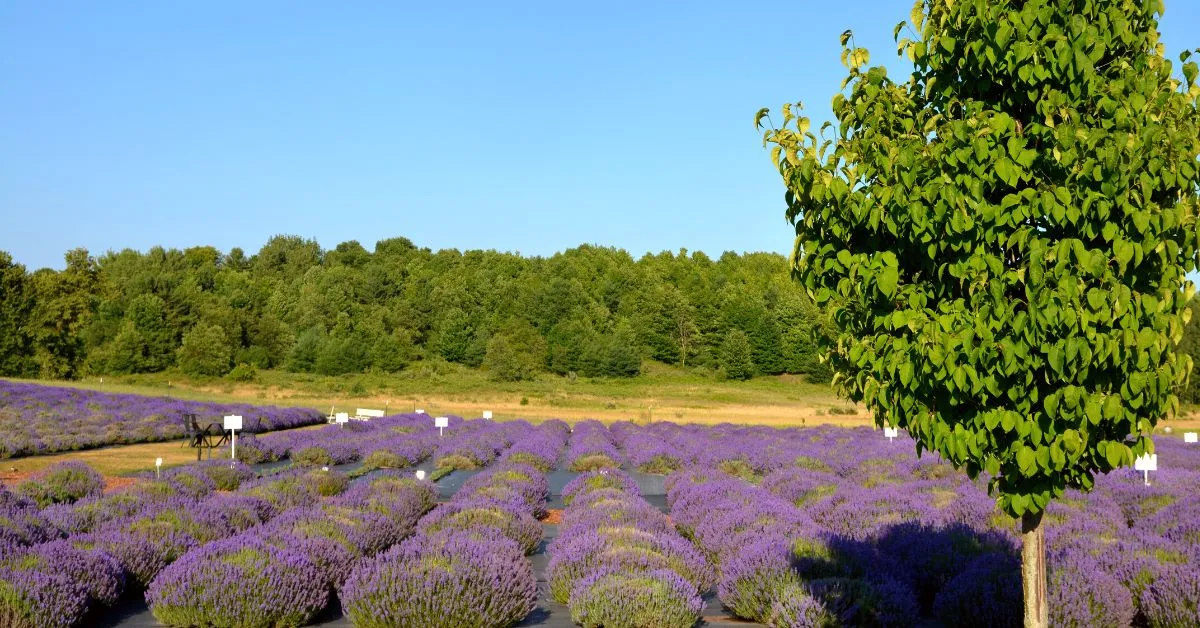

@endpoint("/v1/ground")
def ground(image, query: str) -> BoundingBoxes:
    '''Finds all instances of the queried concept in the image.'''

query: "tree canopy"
[0,238,833,382]
[762,0,1200,624]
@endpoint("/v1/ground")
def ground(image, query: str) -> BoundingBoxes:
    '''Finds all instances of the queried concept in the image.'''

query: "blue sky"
[2,2,1198,270]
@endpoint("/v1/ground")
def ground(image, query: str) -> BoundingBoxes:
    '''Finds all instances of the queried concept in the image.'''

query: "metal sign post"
[224,415,242,462]
[1134,453,1158,486]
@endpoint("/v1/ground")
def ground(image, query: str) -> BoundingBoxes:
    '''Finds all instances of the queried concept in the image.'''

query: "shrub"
[16,461,105,508]
[0,566,89,628]
[361,450,411,470]
[718,536,802,622]
[1139,563,1200,628]
[419,501,542,555]
[931,553,1021,628]
[4,540,125,606]
[1047,553,1135,628]
[569,454,619,472]
[291,446,336,467]
[569,568,703,628]
[342,530,535,628]
[197,461,256,491]
[805,577,918,627]
[562,471,639,506]
[766,582,831,628]
[226,363,258,383]
[147,535,328,628]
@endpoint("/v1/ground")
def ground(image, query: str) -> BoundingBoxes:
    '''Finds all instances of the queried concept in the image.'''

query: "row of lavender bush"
[341,421,567,627]
[548,468,714,627]
[633,420,1200,628]
[146,471,438,626]
[0,380,324,457]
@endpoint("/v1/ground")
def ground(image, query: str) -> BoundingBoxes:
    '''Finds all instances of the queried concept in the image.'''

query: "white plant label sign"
[883,427,899,442]
[482,411,493,420]
[1134,453,1158,486]
[1185,432,1198,443]
[336,412,349,424]
[224,415,242,460]
[1134,453,1158,471]
[434,416,449,428]
[415,408,425,414]
[415,470,426,480]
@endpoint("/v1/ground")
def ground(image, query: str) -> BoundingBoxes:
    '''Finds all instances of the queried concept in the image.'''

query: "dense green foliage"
[762,0,1200,522]
[0,238,832,381]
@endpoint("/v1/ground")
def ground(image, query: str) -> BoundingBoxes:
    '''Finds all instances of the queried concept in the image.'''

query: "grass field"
[14,361,868,427]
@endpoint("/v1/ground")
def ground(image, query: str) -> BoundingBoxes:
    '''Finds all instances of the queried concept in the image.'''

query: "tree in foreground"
[759,1,1200,626]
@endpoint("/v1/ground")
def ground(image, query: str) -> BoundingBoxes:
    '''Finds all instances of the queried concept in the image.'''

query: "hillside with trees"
[0,237,836,382]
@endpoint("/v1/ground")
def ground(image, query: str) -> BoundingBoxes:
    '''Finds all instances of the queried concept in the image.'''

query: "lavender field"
[0,381,325,457]
[0,414,1196,627]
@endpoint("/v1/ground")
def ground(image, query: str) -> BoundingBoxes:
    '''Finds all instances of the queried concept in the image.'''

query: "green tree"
[581,320,642,378]
[0,252,33,376]
[29,249,98,378]
[760,2,1200,625]
[483,320,546,382]
[177,323,233,376]
[719,330,755,381]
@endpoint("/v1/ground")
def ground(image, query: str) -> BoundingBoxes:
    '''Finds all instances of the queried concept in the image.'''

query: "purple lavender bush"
[931,553,1021,628]
[341,529,536,628]
[4,539,125,606]
[146,535,329,628]
[568,567,703,628]
[1047,552,1135,628]
[1139,562,1200,628]
[419,500,542,555]
[16,461,105,508]
[765,582,831,628]
[0,565,89,628]
[0,381,323,457]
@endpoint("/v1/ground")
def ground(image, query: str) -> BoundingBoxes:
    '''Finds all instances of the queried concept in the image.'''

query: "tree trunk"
[1021,512,1048,628]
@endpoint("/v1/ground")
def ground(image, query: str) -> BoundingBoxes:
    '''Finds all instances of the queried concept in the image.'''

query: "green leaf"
[1105,442,1126,468]
[840,30,853,47]
[1084,397,1102,425]
[754,108,770,130]
[1017,447,1036,475]
[878,267,898,298]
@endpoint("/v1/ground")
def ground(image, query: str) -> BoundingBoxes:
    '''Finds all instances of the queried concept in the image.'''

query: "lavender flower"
[146,535,329,627]
[342,529,536,628]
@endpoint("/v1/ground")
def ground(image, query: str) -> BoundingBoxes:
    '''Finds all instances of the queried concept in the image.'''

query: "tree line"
[0,236,839,382]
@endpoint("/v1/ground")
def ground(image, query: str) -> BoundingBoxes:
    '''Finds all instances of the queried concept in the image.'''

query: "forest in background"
[0,236,836,384]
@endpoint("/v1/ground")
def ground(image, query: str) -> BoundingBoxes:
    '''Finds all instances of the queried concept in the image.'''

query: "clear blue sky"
[2,2,1198,271]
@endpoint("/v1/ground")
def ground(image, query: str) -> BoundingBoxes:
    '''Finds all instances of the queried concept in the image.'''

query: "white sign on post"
[1134,453,1158,485]
[415,469,426,481]
[335,412,349,425]
[415,408,425,414]
[224,415,242,461]
[883,426,899,442]
[155,457,163,479]
[482,411,493,420]
[435,416,449,436]
[1185,432,1198,443]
